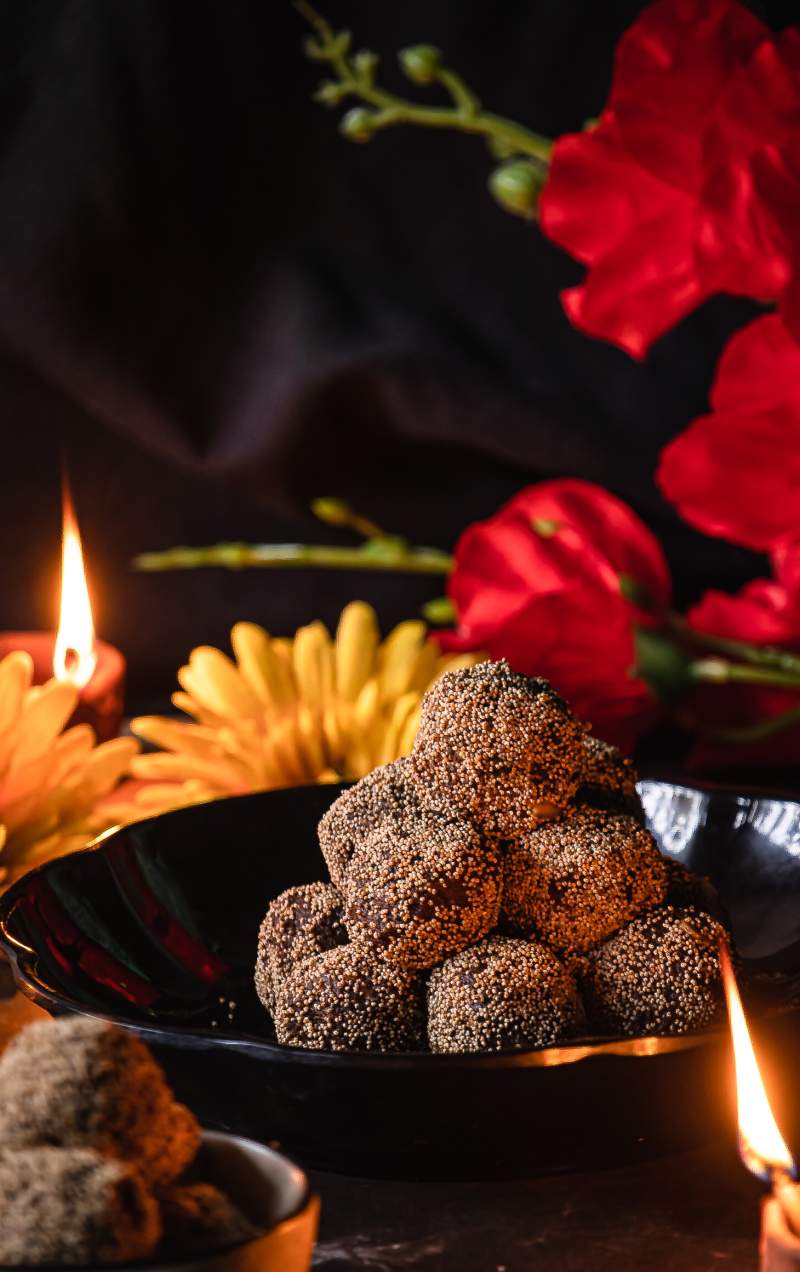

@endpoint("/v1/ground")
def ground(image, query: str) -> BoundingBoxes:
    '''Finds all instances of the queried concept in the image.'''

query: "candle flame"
[720,941,795,1180]
[53,480,97,689]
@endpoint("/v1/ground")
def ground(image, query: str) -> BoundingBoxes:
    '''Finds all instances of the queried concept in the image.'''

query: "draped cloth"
[0,0,790,697]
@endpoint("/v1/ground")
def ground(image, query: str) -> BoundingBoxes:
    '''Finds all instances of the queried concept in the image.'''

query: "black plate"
[1,780,800,1180]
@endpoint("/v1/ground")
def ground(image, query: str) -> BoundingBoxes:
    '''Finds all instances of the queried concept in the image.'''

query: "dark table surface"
[309,1147,764,1271]
[0,978,766,1271]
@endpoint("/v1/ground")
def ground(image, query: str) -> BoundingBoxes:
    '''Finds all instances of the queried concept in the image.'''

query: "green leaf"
[619,573,654,611]
[634,628,692,701]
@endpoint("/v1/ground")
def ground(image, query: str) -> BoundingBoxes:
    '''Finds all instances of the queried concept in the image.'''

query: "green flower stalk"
[134,500,453,576]
[134,541,453,575]
[295,1,552,219]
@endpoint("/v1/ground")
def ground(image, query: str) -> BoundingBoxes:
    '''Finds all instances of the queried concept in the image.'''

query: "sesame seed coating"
[273,944,426,1052]
[427,936,584,1053]
[255,882,347,1013]
[574,735,644,822]
[501,809,668,954]
[584,905,727,1036]
[411,661,586,838]
[344,817,501,970]
[317,757,423,889]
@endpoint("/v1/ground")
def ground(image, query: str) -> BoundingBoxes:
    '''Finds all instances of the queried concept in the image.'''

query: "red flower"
[657,314,800,551]
[689,538,800,647]
[437,479,671,749]
[539,0,794,358]
[681,541,798,651]
[684,539,800,767]
[704,29,800,284]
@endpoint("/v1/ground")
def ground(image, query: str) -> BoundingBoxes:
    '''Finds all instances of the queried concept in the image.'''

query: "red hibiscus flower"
[657,314,800,551]
[437,479,671,749]
[539,0,793,357]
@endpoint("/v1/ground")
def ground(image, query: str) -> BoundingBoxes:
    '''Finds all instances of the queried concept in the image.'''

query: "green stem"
[134,541,454,575]
[689,657,800,691]
[297,1,552,163]
[436,67,480,118]
[364,100,552,162]
[670,615,800,677]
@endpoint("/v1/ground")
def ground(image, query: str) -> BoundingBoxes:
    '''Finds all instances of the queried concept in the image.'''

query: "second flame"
[720,941,795,1180]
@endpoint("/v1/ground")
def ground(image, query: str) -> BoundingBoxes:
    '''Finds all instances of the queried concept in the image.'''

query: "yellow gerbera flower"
[121,603,482,821]
[0,651,138,885]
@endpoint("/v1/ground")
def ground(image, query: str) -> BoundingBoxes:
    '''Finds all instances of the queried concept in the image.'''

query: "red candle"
[0,633,124,743]
[0,481,125,742]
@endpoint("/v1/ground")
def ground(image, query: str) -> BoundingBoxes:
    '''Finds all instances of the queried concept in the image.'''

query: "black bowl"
[1,780,800,1180]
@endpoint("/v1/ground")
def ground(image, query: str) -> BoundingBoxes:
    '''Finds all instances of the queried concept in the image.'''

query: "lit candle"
[0,479,125,742]
[719,943,800,1270]
[53,478,98,689]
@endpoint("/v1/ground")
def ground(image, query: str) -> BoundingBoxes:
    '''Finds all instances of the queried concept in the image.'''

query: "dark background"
[0,0,794,706]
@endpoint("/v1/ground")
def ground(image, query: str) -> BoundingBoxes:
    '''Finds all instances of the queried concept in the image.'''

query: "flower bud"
[352,49,378,82]
[398,44,442,85]
[488,160,544,219]
[340,107,376,143]
[312,497,353,527]
[315,80,347,106]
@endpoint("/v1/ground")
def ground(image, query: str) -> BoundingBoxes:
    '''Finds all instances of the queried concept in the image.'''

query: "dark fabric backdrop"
[0,1,794,705]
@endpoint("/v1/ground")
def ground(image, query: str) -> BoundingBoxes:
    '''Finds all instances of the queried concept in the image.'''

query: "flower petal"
[658,316,800,550]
